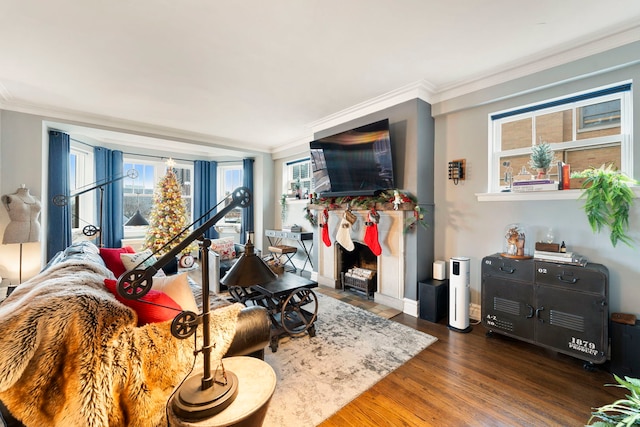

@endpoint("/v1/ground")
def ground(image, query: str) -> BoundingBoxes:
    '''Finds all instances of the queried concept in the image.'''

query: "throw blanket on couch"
[0,260,242,427]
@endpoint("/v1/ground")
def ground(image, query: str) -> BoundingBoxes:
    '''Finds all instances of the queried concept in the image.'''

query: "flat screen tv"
[310,119,395,198]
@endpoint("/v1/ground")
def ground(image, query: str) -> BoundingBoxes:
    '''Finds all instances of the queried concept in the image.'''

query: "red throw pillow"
[104,279,182,326]
[100,246,136,278]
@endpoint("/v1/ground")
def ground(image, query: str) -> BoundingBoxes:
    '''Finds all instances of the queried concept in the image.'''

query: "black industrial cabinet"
[481,254,609,366]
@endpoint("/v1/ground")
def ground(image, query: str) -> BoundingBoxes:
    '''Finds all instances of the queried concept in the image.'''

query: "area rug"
[263,292,437,426]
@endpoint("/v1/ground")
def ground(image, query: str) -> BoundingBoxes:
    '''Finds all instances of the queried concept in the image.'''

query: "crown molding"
[309,80,435,134]
[0,98,272,155]
[271,132,314,160]
[431,24,640,104]
[0,81,10,102]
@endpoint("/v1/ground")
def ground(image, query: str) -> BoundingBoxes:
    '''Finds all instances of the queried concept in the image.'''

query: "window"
[218,164,243,224]
[578,100,621,131]
[488,82,632,192]
[284,158,313,198]
[69,144,95,239]
[123,159,194,237]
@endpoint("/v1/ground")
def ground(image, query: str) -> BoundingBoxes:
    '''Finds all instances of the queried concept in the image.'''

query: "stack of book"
[512,179,558,192]
[533,250,588,266]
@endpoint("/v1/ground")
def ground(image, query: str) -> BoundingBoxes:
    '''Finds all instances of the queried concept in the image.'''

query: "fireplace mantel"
[315,207,411,311]
[307,202,416,212]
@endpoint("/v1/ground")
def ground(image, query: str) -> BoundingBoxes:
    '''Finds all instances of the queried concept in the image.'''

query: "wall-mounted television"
[310,119,395,198]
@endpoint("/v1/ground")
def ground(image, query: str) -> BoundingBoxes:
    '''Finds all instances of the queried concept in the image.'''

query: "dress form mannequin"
[2,185,42,244]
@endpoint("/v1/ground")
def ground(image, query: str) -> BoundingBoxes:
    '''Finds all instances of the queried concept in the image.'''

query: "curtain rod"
[123,151,242,164]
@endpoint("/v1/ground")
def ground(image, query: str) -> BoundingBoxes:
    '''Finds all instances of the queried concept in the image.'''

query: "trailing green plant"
[579,164,638,248]
[587,375,640,426]
[529,141,556,171]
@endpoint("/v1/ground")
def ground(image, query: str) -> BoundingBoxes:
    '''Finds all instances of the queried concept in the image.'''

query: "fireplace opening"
[337,241,378,298]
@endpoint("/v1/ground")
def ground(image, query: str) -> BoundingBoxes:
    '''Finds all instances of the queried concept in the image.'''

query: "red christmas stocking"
[321,209,331,247]
[364,212,382,256]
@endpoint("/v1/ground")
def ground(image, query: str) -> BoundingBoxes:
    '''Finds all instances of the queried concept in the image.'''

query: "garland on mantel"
[305,189,428,232]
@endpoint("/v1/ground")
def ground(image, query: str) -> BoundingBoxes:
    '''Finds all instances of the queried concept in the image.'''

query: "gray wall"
[314,99,435,300]
[431,41,640,316]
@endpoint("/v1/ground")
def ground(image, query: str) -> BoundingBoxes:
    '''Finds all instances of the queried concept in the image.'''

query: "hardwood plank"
[319,315,623,427]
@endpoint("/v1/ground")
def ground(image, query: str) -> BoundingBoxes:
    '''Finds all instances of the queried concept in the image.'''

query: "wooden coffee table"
[229,273,318,352]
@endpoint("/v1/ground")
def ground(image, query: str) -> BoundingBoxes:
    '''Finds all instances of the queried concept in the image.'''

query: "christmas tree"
[144,165,196,256]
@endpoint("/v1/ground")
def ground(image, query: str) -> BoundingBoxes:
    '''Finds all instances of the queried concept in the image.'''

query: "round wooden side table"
[169,356,276,427]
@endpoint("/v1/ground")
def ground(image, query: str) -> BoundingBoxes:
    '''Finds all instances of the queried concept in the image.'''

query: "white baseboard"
[403,298,418,318]
[373,292,404,312]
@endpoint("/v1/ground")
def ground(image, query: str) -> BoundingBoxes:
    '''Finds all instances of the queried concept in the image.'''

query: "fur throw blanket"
[0,260,242,427]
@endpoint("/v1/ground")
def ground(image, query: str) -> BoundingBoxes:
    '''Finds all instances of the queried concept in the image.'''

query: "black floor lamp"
[53,169,138,247]
[117,187,276,421]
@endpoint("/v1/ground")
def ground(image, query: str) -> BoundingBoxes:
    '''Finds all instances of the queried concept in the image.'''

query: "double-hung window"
[69,144,95,239]
[284,158,313,198]
[217,163,243,226]
[123,158,194,238]
[488,82,632,193]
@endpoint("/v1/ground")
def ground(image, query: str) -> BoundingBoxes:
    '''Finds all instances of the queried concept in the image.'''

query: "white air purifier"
[449,257,472,333]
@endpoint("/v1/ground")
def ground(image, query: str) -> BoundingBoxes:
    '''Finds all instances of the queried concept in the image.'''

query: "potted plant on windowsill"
[578,164,638,248]
[529,141,556,179]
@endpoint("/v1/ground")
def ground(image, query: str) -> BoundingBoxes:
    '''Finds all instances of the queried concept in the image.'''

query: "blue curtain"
[94,148,124,248]
[47,131,72,260]
[240,158,254,244]
[194,160,219,239]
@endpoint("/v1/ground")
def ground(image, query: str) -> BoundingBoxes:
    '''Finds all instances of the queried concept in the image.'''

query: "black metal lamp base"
[171,371,239,421]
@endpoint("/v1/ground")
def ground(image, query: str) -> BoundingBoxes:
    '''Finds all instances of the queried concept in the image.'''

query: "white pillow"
[120,249,157,271]
[150,273,198,313]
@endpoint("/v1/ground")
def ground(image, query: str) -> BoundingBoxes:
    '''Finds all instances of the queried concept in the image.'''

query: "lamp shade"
[220,239,276,288]
[125,210,149,226]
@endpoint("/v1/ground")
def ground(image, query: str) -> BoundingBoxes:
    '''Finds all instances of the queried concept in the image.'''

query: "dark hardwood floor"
[197,265,622,426]
[319,312,623,427]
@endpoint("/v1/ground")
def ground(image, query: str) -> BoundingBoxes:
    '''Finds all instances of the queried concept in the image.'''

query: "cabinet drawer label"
[568,337,599,356]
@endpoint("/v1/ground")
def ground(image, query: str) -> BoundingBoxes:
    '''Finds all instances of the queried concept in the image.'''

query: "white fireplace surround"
[315,208,410,311]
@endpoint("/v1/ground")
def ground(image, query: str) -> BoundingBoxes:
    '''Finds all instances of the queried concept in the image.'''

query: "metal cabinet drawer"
[481,255,534,283]
[535,262,608,295]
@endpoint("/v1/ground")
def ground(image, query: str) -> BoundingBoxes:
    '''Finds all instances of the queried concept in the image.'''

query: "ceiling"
[1,0,640,157]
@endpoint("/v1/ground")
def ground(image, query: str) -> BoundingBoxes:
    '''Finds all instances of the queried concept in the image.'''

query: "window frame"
[488,82,633,193]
